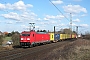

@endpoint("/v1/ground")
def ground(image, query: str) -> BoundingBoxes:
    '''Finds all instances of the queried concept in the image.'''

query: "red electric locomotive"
[20,30,50,47]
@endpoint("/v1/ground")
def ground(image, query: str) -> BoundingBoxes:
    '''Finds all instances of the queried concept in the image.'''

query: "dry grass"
[0,45,13,52]
[46,39,90,60]
[0,40,13,52]
[73,45,90,60]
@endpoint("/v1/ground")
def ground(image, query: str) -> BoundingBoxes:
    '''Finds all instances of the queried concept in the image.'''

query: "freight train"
[20,30,77,47]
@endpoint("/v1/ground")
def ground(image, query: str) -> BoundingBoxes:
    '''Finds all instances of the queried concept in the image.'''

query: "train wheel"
[38,43,41,46]
[30,44,33,48]
[48,41,51,44]
[33,44,36,47]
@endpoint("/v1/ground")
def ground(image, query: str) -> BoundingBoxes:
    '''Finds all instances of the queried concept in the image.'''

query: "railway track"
[0,40,75,60]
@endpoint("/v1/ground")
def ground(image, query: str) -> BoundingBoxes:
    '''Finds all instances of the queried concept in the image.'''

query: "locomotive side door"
[30,32,36,45]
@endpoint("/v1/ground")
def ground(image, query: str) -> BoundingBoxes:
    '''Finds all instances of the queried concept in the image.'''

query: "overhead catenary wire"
[49,0,69,21]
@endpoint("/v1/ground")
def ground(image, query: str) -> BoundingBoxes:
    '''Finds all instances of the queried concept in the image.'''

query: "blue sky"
[0,0,89,34]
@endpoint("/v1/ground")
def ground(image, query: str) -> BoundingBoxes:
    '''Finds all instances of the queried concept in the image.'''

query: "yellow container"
[72,34,74,38]
[49,33,54,41]
[65,34,67,39]
[67,34,70,39]
[60,34,65,40]
[60,34,63,40]
[63,34,66,39]
[67,34,68,39]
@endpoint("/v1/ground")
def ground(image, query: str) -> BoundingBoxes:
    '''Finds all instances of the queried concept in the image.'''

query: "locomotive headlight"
[21,38,23,40]
[27,38,30,40]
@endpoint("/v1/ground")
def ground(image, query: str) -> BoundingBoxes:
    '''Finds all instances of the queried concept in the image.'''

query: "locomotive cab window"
[22,34,30,36]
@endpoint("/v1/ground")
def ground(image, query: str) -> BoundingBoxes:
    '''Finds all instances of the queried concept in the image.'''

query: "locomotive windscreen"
[22,34,30,36]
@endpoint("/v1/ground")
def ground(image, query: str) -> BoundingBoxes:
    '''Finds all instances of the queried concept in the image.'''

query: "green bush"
[11,34,20,46]
[0,35,3,45]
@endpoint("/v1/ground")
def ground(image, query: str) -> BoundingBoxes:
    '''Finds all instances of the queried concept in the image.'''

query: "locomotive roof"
[21,31,48,34]
[36,32,48,34]
[21,31,30,33]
